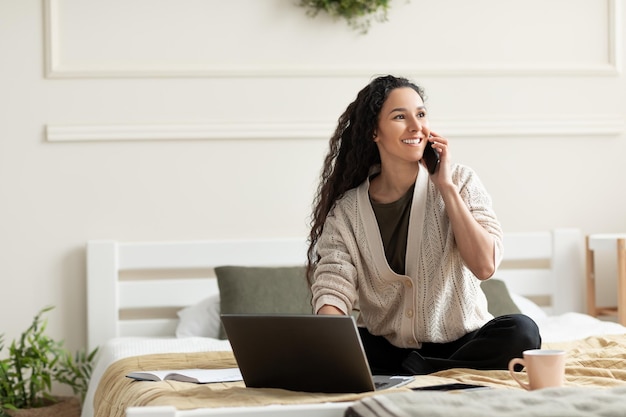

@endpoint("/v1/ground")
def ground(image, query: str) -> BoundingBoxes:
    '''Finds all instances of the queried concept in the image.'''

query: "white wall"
[1,0,625,371]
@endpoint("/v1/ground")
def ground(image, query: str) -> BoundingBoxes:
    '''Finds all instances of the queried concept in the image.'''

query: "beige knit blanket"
[94,334,626,417]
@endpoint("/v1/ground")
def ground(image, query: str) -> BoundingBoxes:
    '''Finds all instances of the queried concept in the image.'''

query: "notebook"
[220,314,414,393]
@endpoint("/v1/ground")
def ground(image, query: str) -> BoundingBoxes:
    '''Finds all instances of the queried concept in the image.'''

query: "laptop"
[220,314,414,393]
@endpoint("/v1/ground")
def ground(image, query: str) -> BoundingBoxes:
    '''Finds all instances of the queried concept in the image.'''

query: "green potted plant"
[0,306,98,417]
[298,0,393,33]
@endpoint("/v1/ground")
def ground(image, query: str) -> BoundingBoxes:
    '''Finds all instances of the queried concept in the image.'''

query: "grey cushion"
[480,278,522,317]
[215,265,313,339]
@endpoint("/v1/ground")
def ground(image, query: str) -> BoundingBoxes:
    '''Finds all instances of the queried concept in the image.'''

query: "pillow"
[175,293,221,339]
[480,278,522,317]
[215,265,313,339]
[511,293,548,322]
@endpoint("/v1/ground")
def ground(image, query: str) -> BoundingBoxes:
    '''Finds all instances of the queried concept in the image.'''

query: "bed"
[83,229,626,417]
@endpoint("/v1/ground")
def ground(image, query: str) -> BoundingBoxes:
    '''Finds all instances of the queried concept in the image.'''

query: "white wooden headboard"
[496,228,584,315]
[86,238,308,351]
[86,229,585,351]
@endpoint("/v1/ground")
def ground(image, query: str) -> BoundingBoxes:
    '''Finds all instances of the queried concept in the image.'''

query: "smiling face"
[374,87,430,167]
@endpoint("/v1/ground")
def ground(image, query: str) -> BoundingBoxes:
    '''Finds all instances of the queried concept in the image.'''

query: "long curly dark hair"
[306,75,426,284]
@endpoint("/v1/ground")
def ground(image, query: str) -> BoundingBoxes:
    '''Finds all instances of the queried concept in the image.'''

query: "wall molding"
[43,0,622,79]
[46,117,625,142]
[45,122,335,142]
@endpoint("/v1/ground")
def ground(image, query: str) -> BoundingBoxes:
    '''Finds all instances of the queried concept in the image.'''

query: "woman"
[306,75,540,375]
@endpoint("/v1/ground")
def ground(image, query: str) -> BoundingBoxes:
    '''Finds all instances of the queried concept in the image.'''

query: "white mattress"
[536,312,626,343]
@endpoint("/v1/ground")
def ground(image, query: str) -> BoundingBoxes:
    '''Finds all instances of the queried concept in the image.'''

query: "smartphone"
[411,383,490,392]
[423,141,440,175]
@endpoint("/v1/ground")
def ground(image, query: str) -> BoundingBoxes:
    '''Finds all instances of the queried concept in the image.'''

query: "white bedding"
[81,312,626,417]
[536,313,626,343]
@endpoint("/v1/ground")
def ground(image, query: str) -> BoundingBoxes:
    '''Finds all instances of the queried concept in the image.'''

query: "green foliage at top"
[299,0,392,33]
[0,306,98,415]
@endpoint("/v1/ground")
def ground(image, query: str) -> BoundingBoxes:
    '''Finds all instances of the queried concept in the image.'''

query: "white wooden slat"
[588,234,626,251]
[502,232,552,260]
[119,319,178,338]
[118,238,308,270]
[495,269,554,297]
[87,241,120,352]
[552,229,585,313]
[186,402,350,417]
[119,279,218,309]
[126,402,351,417]
[126,406,177,417]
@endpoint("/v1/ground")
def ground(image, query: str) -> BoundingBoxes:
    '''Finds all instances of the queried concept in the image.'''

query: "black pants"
[359,314,541,375]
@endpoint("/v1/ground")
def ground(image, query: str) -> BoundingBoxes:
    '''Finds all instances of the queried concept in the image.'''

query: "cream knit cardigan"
[311,163,503,348]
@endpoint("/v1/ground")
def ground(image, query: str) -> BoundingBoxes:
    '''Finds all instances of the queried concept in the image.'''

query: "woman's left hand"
[425,130,452,188]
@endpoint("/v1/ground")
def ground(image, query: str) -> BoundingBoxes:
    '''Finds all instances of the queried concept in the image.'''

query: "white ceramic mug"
[508,349,566,390]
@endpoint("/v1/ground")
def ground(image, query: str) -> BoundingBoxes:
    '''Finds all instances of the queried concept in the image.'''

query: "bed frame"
[86,228,585,417]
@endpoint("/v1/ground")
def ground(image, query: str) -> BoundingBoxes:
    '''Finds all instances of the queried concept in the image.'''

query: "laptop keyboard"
[372,375,415,390]
[374,381,389,389]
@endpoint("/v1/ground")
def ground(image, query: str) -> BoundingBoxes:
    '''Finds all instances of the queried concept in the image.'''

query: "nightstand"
[586,234,626,325]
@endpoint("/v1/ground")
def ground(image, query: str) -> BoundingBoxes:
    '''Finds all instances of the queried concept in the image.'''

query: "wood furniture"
[586,234,626,325]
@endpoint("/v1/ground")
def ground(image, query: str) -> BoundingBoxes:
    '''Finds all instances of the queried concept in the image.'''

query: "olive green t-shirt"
[370,183,414,275]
